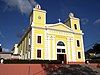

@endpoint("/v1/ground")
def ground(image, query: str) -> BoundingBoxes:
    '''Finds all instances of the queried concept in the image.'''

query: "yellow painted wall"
[65,19,71,28]
[48,33,72,61]
[70,19,82,33]
[49,24,72,32]
[74,34,84,62]
[16,6,85,63]
[17,31,31,58]
[33,28,45,59]
[32,8,46,59]
[33,9,46,26]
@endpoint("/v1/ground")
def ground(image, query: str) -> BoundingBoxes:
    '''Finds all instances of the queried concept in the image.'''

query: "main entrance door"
[57,41,66,64]
[57,54,66,63]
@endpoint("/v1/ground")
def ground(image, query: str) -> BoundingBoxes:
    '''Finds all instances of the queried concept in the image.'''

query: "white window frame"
[74,24,77,30]
[28,37,31,45]
[56,40,66,54]
[36,34,42,44]
[77,51,82,59]
[36,48,42,59]
[76,39,81,47]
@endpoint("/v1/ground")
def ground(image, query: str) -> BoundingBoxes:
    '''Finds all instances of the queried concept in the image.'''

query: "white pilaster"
[71,36,76,62]
[47,35,51,60]
[28,51,30,59]
[81,35,85,62]
[44,30,49,60]
[31,27,34,59]
[52,36,56,60]
[67,37,71,62]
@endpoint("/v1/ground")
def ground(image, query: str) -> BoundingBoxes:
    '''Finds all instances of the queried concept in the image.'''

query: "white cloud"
[0,32,2,36]
[81,18,89,25]
[93,19,100,24]
[2,48,10,52]
[0,31,4,38]
[29,0,37,6]
[1,0,37,15]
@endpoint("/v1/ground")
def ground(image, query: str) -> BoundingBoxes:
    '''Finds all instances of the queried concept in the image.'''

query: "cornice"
[31,26,84,35]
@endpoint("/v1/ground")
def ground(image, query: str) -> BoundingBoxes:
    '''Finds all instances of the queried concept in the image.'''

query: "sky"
[0,0,100,52]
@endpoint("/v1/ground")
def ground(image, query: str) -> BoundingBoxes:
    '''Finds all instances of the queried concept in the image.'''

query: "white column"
[51,36,56,60]
[25,53,27,59]
[67,37,71,62]
[44,31,49,60]
[28,51,30,59]
[20,50,23,59]
[71,37,76,62]
[48,35,51,60]
[31,28,34,59]
[81,35,85,62]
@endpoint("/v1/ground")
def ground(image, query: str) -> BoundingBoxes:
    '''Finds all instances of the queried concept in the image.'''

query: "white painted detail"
[57,53,66,54]
[69,13,74,18]
[58,19,61,23]
[31,28,34,59]
[25,53,27,59]
[52,36,56,60]
[29,37,31,45]
[81,35,85,62]
[57,46,65,49]
[13,44,18,54]
[28,51,30,59]
[47,36,51,60]
[67,37,71,62]
[71,36,76,62]
[35,4,41,9]
[56,41,66,54]
[36,48,43,60]
[44,30,49,60]
[36,34,43,44]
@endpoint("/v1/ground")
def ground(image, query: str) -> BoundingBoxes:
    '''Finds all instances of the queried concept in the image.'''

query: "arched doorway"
[57,41,66,64]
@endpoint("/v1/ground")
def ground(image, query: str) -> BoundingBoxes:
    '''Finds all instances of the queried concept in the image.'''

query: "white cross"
[58,19,61,23]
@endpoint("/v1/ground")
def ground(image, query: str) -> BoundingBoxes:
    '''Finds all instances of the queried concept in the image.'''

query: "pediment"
[47,23,73,32]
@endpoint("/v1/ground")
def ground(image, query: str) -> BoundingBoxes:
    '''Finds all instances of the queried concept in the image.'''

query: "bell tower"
[30,4,46,27]
[65,13,81,31]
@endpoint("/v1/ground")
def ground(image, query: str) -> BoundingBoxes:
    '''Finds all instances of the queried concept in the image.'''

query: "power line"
[85,40,100,50]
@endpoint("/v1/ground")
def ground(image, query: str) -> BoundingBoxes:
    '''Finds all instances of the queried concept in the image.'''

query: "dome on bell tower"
[35,4,41,9]
[69,13,74,18]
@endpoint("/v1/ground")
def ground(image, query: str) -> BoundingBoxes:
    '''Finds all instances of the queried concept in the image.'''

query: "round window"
[38,16,41,19]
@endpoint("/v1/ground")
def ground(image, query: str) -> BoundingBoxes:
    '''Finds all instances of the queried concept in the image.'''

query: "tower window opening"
[77,40,80,47]
[78,52,81,59]
[37,36,41,43]
[74,24,77,29]
[37,49,41,58]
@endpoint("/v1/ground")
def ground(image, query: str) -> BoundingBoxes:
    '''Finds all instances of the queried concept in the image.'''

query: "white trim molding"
[36,34,43,44]
[36,48,42,59]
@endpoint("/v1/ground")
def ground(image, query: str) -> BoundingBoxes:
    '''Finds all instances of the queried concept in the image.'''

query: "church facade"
[14,5,85,64]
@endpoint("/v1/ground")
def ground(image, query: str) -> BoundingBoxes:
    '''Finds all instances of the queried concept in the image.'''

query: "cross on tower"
[58,19,61,23]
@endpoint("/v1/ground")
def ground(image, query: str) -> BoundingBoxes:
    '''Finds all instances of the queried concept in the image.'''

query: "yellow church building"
[13,4,85,64]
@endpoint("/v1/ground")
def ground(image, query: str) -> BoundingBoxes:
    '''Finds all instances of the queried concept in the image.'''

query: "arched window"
[57,41,65,46]
[74,24,77,29]
[77,40,80,47]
